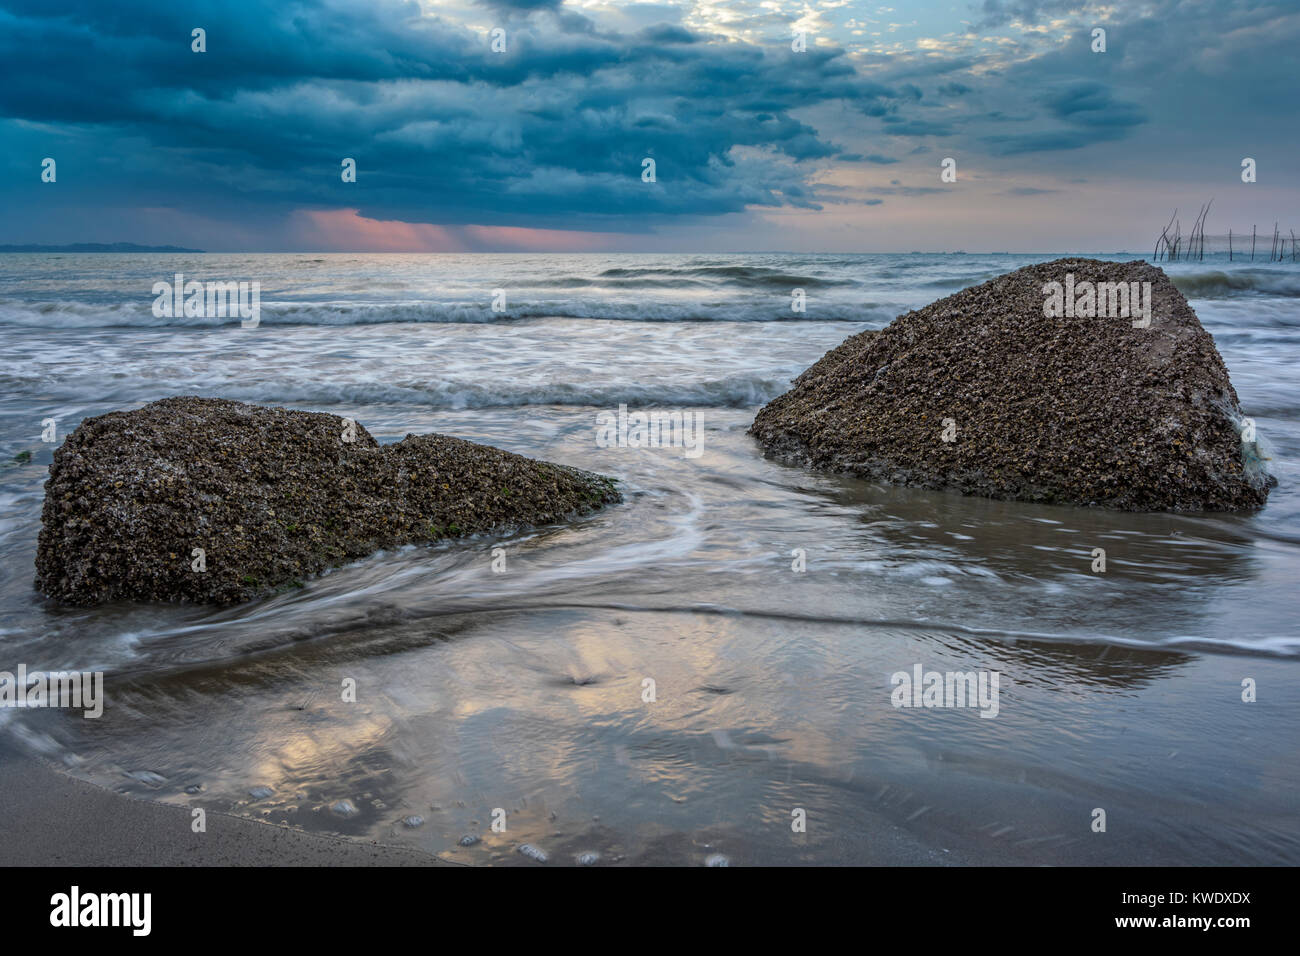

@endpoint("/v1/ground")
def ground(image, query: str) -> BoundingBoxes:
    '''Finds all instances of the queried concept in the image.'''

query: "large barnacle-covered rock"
[751,258,1272,511]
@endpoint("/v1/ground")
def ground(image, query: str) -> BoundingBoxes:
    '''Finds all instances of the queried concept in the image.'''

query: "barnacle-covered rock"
[750,258,1272,511]
[36,397,620,605]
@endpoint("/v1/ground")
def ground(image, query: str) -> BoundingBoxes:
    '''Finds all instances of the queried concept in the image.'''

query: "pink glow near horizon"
[293,209,609,252]
[293,209,464,252]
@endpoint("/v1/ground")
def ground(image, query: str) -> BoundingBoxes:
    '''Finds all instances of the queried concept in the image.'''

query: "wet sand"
[0,740,996,866]
[0,743,452,866]
[3,253,1297,867]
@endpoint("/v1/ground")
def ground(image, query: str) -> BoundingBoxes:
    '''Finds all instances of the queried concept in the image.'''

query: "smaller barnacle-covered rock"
[36,397,621,605]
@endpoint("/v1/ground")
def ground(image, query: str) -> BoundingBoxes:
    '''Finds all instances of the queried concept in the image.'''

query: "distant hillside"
[0,242,204,253]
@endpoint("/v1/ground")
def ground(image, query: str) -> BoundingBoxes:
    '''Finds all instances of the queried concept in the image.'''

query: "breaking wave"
[1169,269,1300,299]
[0,297,889,328]
[0,373,792,410]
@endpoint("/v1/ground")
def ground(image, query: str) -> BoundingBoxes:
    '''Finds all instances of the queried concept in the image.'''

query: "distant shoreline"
[0,243,204,254]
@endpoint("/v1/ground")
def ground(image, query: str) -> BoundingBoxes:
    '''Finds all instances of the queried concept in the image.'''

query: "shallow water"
[1,252,1297,864]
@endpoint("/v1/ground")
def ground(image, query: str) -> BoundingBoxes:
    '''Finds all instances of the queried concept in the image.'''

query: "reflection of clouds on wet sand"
[16,601,1300,865]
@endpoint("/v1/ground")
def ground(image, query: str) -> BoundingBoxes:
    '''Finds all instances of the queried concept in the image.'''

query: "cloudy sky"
[2,0,1297,252]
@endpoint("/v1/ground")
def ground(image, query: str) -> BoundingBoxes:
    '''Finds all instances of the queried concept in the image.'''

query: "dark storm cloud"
[978,79,1144,154]
[477,0,566,14]
[880,116,954,137]
[1039,81,1145,128]
[975,0,1089,28]
[0,0,903,231]
[2,0,1295,243]
[838,153,901,165]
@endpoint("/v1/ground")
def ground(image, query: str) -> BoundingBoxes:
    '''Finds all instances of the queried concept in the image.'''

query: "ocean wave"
[539,276,714,289]
[0,298,887,328]
[919,273,999,288]
[595,265,856,287]
[243,376,791,410]
[0,300,149,328]
[1171,270,1300,298]
[1,374,793,410]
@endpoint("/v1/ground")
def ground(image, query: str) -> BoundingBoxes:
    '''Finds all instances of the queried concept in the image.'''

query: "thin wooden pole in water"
[1155,209,1177,262]
[1252,225,1256,260]
[1229,229,1233,261]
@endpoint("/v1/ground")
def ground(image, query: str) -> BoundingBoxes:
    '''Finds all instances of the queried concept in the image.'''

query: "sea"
[0,251,1297,864]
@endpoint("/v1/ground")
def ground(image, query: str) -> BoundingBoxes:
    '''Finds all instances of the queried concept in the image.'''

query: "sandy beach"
[3,0,1298,889]
[2,252,1298,867]
[0,740,1000,866]
[0,742,449,867]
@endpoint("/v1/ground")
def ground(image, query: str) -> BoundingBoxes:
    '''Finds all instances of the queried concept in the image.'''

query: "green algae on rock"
[750,258,1273,512]
[36,397,621,605]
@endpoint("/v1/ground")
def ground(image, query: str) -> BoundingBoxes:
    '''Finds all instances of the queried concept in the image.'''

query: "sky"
[1,0,1297,252]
